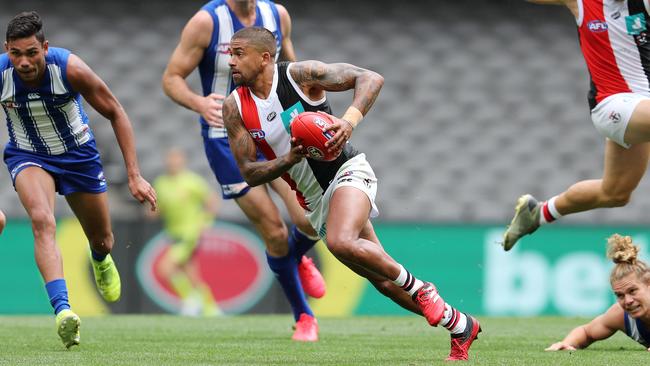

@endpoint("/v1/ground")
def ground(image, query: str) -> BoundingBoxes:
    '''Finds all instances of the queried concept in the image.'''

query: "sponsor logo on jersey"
[249,129,266,141]
[587,20,608,33]
[281,102,305,133]
[216,42,231,55]
[266,111,277,122]
[626,13,646,35]
[27,93,39,100]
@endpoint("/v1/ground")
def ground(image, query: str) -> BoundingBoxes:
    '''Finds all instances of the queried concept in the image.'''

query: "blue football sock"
[45,279,71,315]
[290,226,318,260]
[91,248,107,262]
[266,245,313,321]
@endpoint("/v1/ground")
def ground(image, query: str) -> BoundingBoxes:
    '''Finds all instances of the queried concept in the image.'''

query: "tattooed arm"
[289,60,384,152]
[289,60,384,116]
[223,95,305,186]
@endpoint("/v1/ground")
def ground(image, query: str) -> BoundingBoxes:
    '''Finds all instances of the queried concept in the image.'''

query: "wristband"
[341,106,363,129]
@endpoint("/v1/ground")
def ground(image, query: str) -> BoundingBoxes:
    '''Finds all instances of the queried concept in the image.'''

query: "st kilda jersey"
[232,61,359,210]
[578,0,650,108]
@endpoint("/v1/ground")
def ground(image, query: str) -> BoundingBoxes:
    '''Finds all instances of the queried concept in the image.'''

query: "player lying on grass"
[223,26,481,361]
[546,234,650,352]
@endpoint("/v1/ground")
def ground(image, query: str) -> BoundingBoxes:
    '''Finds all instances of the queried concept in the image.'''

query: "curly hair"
[606,234,650,285]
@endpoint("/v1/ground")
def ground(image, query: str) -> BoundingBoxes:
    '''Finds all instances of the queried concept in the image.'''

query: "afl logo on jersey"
[266,111,277,122]
[249,129,266,141]
[588,20,608,33]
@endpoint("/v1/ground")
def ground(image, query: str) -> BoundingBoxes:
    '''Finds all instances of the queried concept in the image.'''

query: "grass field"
[0,315,648,365]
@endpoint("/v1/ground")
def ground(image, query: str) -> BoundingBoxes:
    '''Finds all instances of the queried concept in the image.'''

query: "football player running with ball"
[223,27,481,362]
[162,0,325,342]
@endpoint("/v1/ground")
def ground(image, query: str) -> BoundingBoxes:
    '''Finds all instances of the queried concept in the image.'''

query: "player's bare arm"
[290,60,384,152]
[277,4,296,62]
[545,303,623,351]
[67,53,157,210]
[223,96,304,186]
[162,10,225,127]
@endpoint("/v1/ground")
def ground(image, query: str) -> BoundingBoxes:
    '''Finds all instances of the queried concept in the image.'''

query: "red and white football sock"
[539,196,562,225]
[392,265,424,297]
[440,303,467,335]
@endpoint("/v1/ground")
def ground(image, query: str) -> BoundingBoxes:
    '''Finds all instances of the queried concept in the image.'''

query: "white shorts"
[306,153,379,240]
[591,92,649,148]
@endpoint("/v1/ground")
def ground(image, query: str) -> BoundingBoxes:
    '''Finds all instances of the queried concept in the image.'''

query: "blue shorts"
[4,140,107,196]
[202,127,264,200]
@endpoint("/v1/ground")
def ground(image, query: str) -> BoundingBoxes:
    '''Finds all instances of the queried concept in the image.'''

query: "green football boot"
[55,309,80,349]
[91,253,121,302]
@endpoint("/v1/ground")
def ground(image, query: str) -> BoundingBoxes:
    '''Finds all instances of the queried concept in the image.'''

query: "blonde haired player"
[546,234,650,351]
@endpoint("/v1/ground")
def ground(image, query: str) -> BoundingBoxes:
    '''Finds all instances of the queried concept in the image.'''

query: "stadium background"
[1,0,649,318]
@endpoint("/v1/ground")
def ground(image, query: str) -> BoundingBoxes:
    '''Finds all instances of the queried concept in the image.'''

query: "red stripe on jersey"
[236,87,308,209]
[579,0,631,103]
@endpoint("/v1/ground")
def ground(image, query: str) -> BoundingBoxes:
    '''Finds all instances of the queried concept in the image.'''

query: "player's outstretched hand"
[199,93,225,128]
[545,342,576,351]
[128,175,158,211]
[285,137,307,165]
[321,111,352,154]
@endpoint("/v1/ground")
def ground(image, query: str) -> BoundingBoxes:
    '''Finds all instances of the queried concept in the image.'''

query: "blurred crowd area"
[3,0,644,225]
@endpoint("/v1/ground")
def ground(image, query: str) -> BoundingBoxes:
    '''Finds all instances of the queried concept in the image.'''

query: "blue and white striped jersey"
[623,311,650,348]
[0,47,92,155]
[198,0,282,135]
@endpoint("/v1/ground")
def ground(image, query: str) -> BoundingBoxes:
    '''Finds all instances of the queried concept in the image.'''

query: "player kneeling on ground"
[223,27,481,361]
[546,234,650,352]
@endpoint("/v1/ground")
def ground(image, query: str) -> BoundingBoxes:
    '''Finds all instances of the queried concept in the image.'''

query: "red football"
[290,111,340,161]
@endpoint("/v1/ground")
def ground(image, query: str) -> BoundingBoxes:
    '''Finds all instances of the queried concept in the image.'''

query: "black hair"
[6,11,45,43]
[231,27,277,57]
